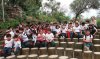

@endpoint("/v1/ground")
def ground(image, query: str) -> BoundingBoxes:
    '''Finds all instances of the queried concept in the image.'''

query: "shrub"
[97,18,100,28]
[0,19,22,29]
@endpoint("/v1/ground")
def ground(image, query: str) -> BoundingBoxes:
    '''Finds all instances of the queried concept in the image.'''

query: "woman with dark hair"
[88,24,97,36]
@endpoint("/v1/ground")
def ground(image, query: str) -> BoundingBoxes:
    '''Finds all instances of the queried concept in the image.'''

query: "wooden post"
[97,29,100,32]
[17,55,27,59]
[39,47,47,55]
[65,48,73,58]
[96,32,100,35]
[73,38,78,43]
[83,51,92,59]
[48,55,58,59]
[59,56,68,59]
[30,48,38,55]
[79,38,83,42]
[6,55,15,59]
[60,42,67,48]
[48,47,56,55]
[67,42,75,48]
[94,44,100,52]
[28,54,38,59]
[22,48,29,55]
[94,52,100,59]
[95,35,99,39]
[59,38,65,42]
[55,41,59,48]
[70,58,78,59]
[39,55,48,59]
[93,39,100,44]
[67,38,71,42]
[54,38,58,41]
[57,47,64,56]
[75,42,83,49]
[74,49,83,59]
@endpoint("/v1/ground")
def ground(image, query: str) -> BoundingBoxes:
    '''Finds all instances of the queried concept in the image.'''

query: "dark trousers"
[47,41,55,47]
[22,41,30,48]
[76,32,82,42]
[70,32,74,41]
[35,41,47,48]
[14,47,21,55]
[61,33,67,38]
[3,47,12,57]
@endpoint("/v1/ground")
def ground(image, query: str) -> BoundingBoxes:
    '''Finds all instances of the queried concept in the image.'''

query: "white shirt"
[56,28,61,34]
[4,39,13,48]
[73,26,81,32]
[32,34,37,43]
[61,28,67,33]
[9,31,15,38]
[80,25,86,30]
[67,28,73,32]
[65,24,68,28]
[14,41,21,48]
[25,29,31,35]
[45,33,54,42]
[50,26,56,31]
[21,32,29,42]
[83,35,93,42]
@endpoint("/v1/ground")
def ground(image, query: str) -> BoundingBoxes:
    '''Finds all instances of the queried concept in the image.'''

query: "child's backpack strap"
[90,35,91,37]
[85,35,86,40]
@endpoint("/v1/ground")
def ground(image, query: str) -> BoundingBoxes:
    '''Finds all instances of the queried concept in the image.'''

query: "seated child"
[3,34,13,58]
[13,35,21,55]
[67,23,74,41]
[25,26,32,38]
[55,25,61,38]
[32,31,37,47]
[81,22,86,35]
[45,30,55,47]
[36,30,46,47]
[19,28,30,48]
[83,29,93,51]
[60,25,67,39]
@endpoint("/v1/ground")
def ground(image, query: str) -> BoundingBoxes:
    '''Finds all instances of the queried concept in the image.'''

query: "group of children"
[1,17,97,57]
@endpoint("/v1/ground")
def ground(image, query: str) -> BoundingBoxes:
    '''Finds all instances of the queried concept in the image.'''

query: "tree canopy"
[70,0,100,19]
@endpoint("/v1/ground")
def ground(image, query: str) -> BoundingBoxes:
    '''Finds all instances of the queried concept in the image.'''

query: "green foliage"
[37,13,56,22]
[0,0,42,21]
[97,18,100,27]
[0,0,69,25]
[52,12,69,22]
[0,19,22,29]
[36,12,69,23]
[23,0,42,16]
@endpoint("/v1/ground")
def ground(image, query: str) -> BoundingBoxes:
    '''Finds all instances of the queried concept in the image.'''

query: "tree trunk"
[75,13,80,19]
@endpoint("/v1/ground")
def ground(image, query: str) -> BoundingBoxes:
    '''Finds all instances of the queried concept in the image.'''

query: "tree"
[0,0,42,21]
[70,0,100,19]
[42,0,60,15]
[23,0,42,16]
[40,0,69,22]
[52,12,69,22]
